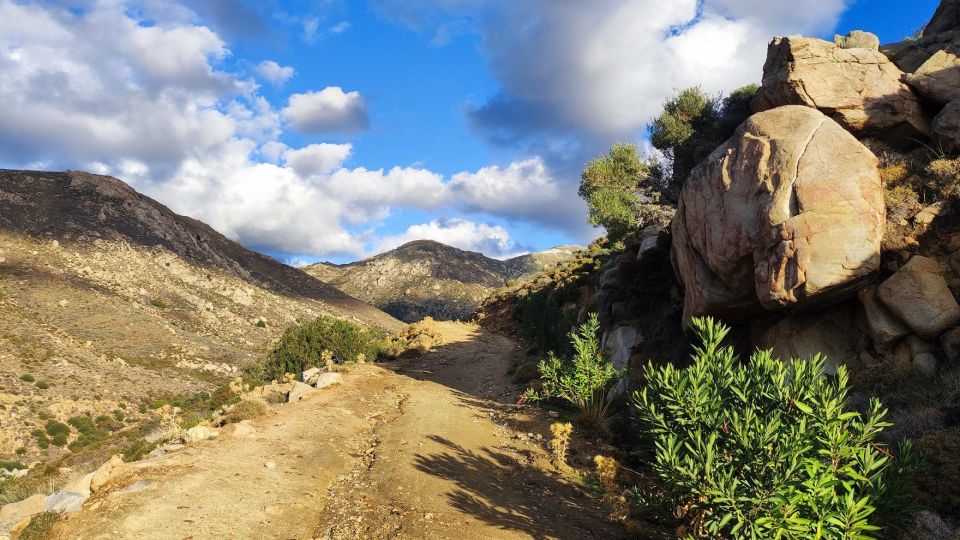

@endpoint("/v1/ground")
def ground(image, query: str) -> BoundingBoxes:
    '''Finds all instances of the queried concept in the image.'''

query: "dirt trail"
[50,322,624,540]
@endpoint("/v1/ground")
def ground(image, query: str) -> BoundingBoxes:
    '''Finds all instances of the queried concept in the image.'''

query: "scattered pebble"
[264,461,276,469]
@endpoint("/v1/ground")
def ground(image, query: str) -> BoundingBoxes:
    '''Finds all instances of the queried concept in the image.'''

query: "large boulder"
[883,32,960,74]
[858,286,911,348]
[927,0,960,35]
[932,100,960,150]
[905,49,960,104]
[757,307,858,375]
[878,256,960,337]
[672,106,885,323]
[834,30,880,51]
[754,37,929,143]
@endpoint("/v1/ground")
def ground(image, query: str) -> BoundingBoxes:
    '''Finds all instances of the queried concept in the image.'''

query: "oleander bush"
[633,317,919,539]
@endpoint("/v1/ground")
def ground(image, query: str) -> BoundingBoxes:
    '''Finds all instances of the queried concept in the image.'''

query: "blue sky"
[0,0,942,264]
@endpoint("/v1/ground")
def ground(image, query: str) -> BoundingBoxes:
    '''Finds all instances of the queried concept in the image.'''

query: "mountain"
[303,240,582,322]
[0,169,400,464]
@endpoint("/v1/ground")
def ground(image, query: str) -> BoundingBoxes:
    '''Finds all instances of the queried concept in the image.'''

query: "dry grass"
[223,398,268,425]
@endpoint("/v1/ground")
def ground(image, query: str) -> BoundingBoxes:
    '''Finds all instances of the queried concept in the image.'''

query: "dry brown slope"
[0,169,400,467]
[48,322,624,540]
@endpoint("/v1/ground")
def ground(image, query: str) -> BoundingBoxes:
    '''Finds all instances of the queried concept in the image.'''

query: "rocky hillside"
[304,240,581,322]
[0,169,400,475]
[481,3,960,532]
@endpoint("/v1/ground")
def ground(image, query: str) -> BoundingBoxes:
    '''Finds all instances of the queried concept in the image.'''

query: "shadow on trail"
[413,435,615,540]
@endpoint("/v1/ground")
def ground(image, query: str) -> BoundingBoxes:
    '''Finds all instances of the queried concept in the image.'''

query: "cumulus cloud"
[450,157,585,229]
[282,87,369,134]
[376,218,524,258]
[254,60,295,85]
[285,143,353,176]
[375,0,848,153]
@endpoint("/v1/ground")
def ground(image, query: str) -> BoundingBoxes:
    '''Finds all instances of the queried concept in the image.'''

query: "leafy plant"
[43,420,70,447]
[579,143,664,244]
[250,315,385,383]
[514,288,577,357]
[19,374,34,383]
[525,313,625,428]
[633,317,919,539]
[66,415,107,451]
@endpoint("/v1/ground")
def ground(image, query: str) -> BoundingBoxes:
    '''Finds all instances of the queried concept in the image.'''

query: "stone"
[264,461,276,469]
[907,335,937,357]
[941,326,960,361]
[221,421,257,438]
[62,472,94,497]
[250,382,294,403]
[834,30,880,50]
[287,381,315,403]
[314,372,343,389]
[927,0,960,36]
[603,326,637,371]
[301,367,322,385]
[915,202,952,226]
[932,100,960,152]
[0,494,45,533]
[909,510,960,540]
[906,49,960,104]
[754,37,929,143]
[182,425,218,443]
[672,106,885,323]
[878,256,960,337]
[858,286,911,347]
[44,490,88,513]
[90,455,124,493]
[914,352,938,376]
[757,308,858,376]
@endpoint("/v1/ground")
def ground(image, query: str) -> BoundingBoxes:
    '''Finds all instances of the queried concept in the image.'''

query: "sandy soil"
[49,322,625,539]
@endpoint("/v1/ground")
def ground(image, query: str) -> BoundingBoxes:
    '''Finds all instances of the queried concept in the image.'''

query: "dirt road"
[50,322,625,539]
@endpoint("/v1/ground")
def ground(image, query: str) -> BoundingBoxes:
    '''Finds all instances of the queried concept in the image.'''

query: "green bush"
[18,511,60,540]
[35,381,50,390]
[44,420,70,447]
[19,374,34,383]
[650,85,758,201]
[579,143,663,244]
[0,460,26,471]
[67,415,107,451]
[514,288,577,357]
[633,317,918,539]
[525,313,624,429]
[253,315,384,383]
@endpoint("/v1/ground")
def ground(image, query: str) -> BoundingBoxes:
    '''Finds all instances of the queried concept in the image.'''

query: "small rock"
[914,353,938,376]
[287,381,315,403]
[301,367,322,385]
[264,461,276,469]
[548,411,560,419]
[90,455,124,493]
[833,30,880,50]
[314,372,343,389]
[182,425,218,444]
[0,494,45,531]
[58,299,69,307]
[942,327,960,362]
[221,421,257,438]
[44,491,88,513]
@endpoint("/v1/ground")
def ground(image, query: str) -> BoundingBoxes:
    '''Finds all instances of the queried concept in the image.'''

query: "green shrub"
[44,420,70,447]
[31,429,50,449]
[253,315,384,382]
[925,158,960,200]
[256,319,268,328]
[525,313,624,429]
[67,415,107,451]
[19,374,34,383]
[35,381,50,390]
[633,317,918,538]
[0,460,26,471]
[15,447,26,456]
[150,298,168,309]
[121,438,157,462]
[579,143,663,244]
[514,288,577,357]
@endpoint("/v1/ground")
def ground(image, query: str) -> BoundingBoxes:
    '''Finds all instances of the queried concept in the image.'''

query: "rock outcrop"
[927,0,960,35]
[672,106,884,323]
[877,256,960,337]
[753,37,929,143]
[834,30,880,50]
[905,49,960,104]
[932,100,960,150]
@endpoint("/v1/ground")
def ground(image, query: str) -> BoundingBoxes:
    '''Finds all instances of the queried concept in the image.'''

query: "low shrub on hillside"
[634,317,919,539]
[524,313,624,430]
[515,288,577,357]
[250,315,385,383]
[223,398,268,424]
[925,158,960,200]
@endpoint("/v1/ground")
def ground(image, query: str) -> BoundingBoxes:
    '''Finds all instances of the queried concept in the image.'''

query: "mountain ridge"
[303,239,583,322]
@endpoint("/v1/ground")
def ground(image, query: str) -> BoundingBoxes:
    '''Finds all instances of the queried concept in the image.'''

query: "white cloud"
[376,0,848,139]
[285,143,353,176]
[377,218,523,258]
[282,87,369,134]
[254,60,294,85]
[449,157,585,229]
